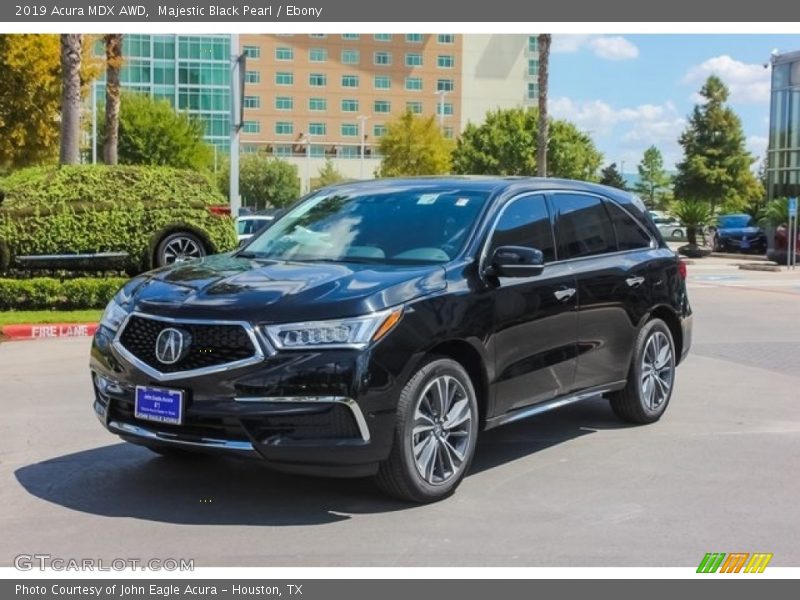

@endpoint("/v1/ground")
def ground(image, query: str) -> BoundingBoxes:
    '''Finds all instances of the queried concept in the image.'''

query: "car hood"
[718,226,762,236]
[125,253,447,323]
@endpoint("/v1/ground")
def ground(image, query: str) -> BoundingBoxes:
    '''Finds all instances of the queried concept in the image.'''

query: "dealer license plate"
[135,386,184,425]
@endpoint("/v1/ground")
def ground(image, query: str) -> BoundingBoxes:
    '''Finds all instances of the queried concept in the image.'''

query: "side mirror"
[486,245,545,278]
[237,237,249,248]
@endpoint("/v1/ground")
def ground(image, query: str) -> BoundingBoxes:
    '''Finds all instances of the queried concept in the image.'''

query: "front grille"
[118,315,256,373]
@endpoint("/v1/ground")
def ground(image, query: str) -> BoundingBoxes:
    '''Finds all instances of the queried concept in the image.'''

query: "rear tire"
[609,318,676,424]
[375,357,479,503]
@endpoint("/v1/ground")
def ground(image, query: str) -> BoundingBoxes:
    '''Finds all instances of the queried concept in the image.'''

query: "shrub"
[218,154,300,209]
[0,165,237,273]
[0,277,128,310]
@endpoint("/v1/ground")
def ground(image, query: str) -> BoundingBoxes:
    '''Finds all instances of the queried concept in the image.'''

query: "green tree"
[377,111,453,177]
[313,159,346,190]
[218,153,300,210]
[600,162,626,189]
[536,34,552,177]
[452,107,602,180]
[100,92,213,170]
[634,145,671,208]
[673,75,762,213]
[0,35,61,170]
[672,198,712,251]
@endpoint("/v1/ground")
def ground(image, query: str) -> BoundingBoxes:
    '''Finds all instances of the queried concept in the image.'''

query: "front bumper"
[90,324,405,477]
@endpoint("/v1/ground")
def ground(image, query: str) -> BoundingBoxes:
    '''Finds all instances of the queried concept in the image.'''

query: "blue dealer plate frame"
[135,386,184,425]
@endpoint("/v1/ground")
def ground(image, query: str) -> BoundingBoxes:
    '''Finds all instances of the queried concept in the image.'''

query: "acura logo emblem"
[154,327,191,365]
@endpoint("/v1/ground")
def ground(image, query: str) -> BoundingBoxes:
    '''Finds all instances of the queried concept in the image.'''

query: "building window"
[275,71,293,86]
[274,144,292,156]
[275,46,293,61]
[436,102,454,116]
[374,75,391,90]
[242,144,259,154]
[275,121,294,135]
[443,127,454,139]
[275,96,293,110]
[309,122,326,136]
[437,55,454,69]
[373,124,387,137]
[342,34,360,40]
[405,53,423,67]
[309,73,327,87]
[374,52,392,66]
[340,146,360,158]
[243,95,261,109]
[341,123,359,137]
[528,36,538,52]
[245,70,261,84]
[374,34,392,42]
[437,34,455,44]
[309,48,327,62]
[437,79,455,92]
[406,34,423,43]
[242,121,260,134]
[527,82,538,100]
[405,77,423,91]
[310,145,326,157]
[243,45,260,59]
[341,49,360,65]
[341,99,359,112]
[309,34,327,39]
[309,97,327,111]
[406,101,423,114]
[374,100,391,113]
[341,74,359,88]
[528,59,539,76]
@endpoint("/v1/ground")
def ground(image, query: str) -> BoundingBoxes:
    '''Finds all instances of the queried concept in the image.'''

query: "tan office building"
[238,34,538,181]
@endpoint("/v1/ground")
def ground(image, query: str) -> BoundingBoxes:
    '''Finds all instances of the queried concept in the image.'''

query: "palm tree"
[672,199,712,256]
[59,34,82,165]
[102,34,123,165]
[536,34,551,177]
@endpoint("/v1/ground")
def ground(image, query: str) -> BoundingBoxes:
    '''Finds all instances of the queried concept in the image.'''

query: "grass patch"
[0,309,102,327]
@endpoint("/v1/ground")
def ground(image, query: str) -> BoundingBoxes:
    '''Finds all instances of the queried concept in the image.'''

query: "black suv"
[91,178,692,503]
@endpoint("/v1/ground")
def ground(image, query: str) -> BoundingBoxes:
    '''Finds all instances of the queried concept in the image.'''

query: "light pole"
[229,33,245,216]
[357,115,369,179]
[436,90,450,129]
[299,133,311,194]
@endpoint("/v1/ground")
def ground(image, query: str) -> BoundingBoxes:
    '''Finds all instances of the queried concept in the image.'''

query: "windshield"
[718,215,755,229]
[241,186,490,264]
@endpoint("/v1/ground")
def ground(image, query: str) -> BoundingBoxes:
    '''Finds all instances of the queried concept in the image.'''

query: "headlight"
[99,299,130,333]
[264,308,403,350]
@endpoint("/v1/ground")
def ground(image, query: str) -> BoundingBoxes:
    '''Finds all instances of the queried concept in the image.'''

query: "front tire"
[609,318,676,424]
[156,231,206,267]
[375,357,479,503]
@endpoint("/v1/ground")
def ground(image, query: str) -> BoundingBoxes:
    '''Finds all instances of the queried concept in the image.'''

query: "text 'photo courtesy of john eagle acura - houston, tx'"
[90,177,692,503]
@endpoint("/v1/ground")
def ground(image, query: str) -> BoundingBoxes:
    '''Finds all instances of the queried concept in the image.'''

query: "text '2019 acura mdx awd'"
[91,177,692,502]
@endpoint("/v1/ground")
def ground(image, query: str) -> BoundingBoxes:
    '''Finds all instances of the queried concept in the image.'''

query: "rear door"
[489,193,579,414]
[550,193,655,391]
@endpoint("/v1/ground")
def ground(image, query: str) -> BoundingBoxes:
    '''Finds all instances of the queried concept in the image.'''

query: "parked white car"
[236,214,276,243]
[653,216,688,241]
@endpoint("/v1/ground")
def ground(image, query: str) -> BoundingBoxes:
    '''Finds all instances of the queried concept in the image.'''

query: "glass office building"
[767,50,800,200]
[93,34,232,150]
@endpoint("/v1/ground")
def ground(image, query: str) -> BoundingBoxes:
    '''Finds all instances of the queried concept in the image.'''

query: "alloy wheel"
[162,236,203,264]
[640,331,674,411]
[412,374,474,486]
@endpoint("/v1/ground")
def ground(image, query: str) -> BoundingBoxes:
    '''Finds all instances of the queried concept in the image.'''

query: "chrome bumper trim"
[234,395,371,443]
[108,420,257,453]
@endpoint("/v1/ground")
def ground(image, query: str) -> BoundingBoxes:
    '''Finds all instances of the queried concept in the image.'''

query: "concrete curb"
[738,264,783,273]
[710,252,769,262]
[1,322,98,341]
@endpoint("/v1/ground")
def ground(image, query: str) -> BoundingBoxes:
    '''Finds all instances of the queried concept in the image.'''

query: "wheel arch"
[147,223,215,270]
[647,305,684,364]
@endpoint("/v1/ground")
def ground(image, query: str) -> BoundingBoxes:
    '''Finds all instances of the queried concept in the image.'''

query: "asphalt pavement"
[1,258,799,567]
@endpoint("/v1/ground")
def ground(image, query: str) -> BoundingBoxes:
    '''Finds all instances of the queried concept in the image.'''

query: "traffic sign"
[789,197,798,217]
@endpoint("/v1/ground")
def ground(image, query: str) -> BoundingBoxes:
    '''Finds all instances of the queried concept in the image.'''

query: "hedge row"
[0,277,127,311]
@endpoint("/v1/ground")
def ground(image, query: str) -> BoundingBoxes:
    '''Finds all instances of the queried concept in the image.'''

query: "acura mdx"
[91,177,693,502]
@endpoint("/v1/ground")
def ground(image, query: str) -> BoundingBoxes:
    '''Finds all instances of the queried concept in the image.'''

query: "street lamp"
[297,133,311,194]
[357,115,369,179]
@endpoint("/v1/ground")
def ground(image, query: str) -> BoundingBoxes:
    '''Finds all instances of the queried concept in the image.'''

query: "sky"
[547,34,800,174]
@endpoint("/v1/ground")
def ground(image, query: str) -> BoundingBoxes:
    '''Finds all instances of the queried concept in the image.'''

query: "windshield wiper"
[236,250,269,259]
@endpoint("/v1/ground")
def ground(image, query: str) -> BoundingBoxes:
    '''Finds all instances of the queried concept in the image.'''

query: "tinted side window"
[605,200,652,250]
[553,193,615,259]
[489,195,555,262]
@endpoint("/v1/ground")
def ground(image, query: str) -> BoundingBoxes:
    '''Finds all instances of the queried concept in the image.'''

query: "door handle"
[626,276,645,288]
[554,287,576,301]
